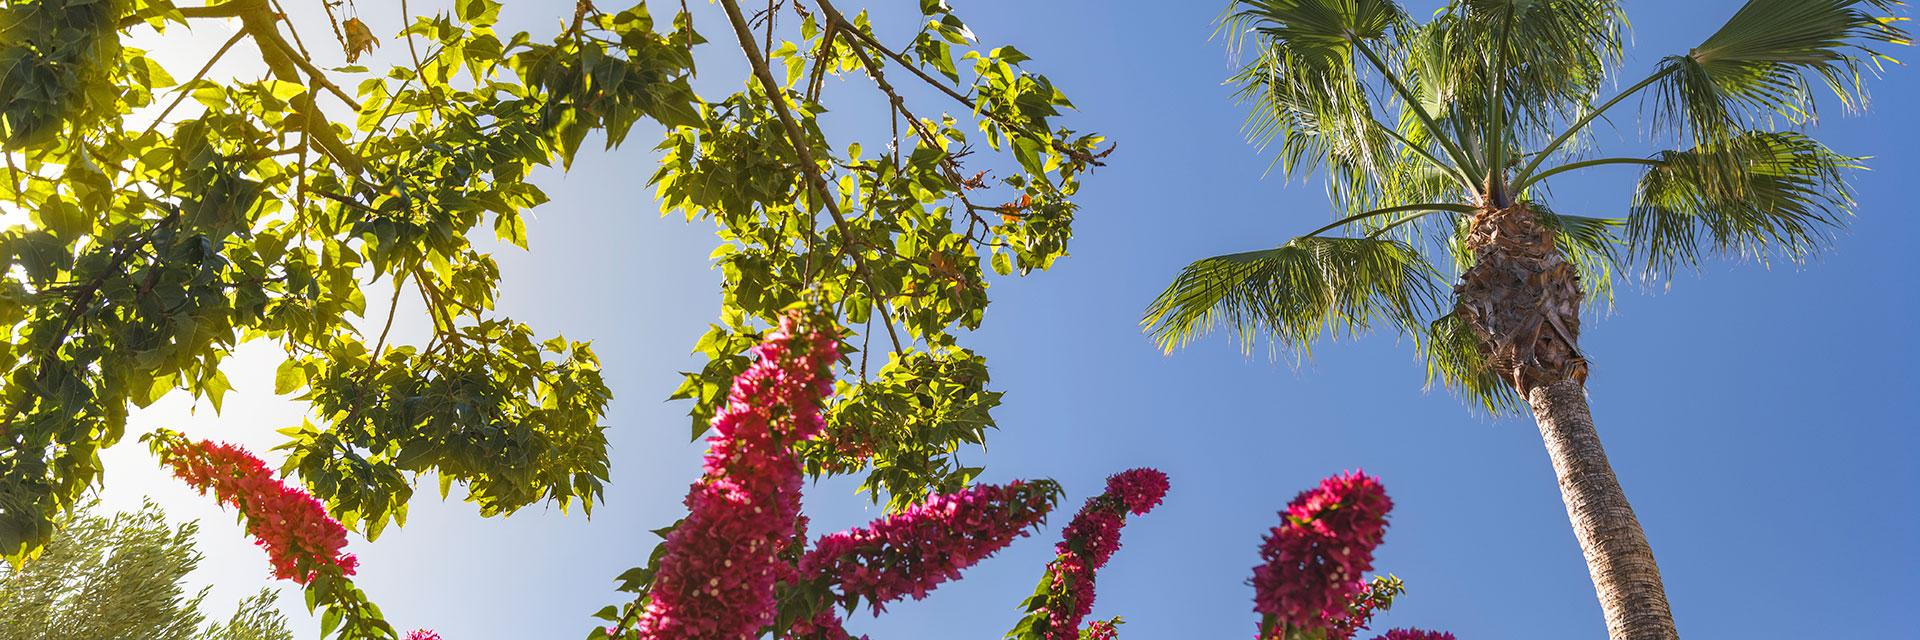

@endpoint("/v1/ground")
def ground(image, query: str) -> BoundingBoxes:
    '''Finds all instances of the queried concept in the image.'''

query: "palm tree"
[1144,1,1907,638]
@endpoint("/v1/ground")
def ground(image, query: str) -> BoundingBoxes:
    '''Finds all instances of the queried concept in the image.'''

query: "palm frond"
[1628,131,1860,279]
[1361,155,1475,219]
[1144,236,1444,355]
[1225,0,1432,201]
[1421,313,1526,416]
[1652,0,1909,142]
[1225,0,1407,57]
[1231,47,1392,185]
[1437,0,1629,145]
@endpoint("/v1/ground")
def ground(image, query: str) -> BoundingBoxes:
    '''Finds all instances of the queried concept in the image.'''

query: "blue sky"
[91,1,1917,638]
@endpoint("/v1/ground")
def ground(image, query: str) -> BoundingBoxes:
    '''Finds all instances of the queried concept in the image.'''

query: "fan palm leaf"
[1629,131,1859,278]
[1652,0,1908,141]
[1144,236,1444,355]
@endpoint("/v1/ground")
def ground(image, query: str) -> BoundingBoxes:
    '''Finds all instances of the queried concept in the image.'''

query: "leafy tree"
[0,500,293,640]
[1,0,1103,635]
[1144,1,1906,639]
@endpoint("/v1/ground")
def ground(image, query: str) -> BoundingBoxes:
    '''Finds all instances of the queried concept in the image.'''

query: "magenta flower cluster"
[1251,471,1392,640]
[782,609,861,640]
[632,312,840,640]
[801,480,1058,609]
[1026,468,1170,640]
[403,631,442,640]
[1106,468,1169,516]
[159,438,357,584]
[1371,630,1456,640]
[1081,620,1120,640]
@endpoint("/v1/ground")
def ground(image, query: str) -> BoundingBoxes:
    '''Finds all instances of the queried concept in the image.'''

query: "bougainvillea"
[1081,619,1121,640]
[154,437,356,584]
[632,312,841,639]
[404,631,443,640]
[1252,471,1393,640]
[602,324,1448,640]
[1106,469,1170,516]
[1370,630,1456,640]
[1327,576,1406,640]
[1010,468,1170,640]
[800,480,1060,610]
[781,607,862,640]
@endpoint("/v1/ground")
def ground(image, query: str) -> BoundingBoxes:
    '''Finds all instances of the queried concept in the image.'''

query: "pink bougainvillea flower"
[1081,619,1120,640]
[1022,468,1169,640]
[403,631,443,640]
[158,438,356,585]
[1251,471,1392,640]
[800,479,1058,610]
[632,312,840,640]
[783,608,867,640]
[1105,468,1170,516]
[1370,630,1456,640]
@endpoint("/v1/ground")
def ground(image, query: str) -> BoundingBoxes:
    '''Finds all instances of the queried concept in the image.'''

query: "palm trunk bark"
[1530,380,1678,640]
[1456,204,1678,640]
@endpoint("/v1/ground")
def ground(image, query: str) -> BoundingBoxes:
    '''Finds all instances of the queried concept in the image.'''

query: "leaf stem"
[1354,39,1483,184]
[1369,119,1474,189]
[1513,157,1659,193]
[1302,203,1478,240]
[1516,64,1679,184]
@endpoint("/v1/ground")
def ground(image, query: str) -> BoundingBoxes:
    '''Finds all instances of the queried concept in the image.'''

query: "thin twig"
[137,30,249,142]
[804,21,838,102]
[311,189,376,212]
[839,37,990,226]
[268,0,315,61]
[373,273,406,357]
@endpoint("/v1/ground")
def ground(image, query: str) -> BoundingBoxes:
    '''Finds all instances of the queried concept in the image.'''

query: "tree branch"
[813,0,1022,137]
[717,0,903,354]
[233,7,367,175]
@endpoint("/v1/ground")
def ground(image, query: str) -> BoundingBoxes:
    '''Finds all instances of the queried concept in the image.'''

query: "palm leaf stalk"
[1152,2,1907,639]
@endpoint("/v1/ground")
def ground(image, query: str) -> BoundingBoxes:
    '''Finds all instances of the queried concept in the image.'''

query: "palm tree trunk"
[1455,203,1677,640]
[1530,380,1678,640]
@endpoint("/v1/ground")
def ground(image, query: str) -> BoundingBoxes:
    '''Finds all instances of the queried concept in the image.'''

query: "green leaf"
[274,359,309,395]
[203,370,233,414]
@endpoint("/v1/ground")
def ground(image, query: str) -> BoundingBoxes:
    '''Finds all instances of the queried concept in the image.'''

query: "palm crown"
[1144,0,1908,413]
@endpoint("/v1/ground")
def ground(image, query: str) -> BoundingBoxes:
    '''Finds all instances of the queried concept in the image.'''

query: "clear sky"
[87,1,1917,638]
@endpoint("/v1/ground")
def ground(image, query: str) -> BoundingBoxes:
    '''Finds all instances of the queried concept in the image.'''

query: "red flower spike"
[800,480,1058,610]
[633,312,840,640]
[1025,468,1170,640]
[158,439,356,585]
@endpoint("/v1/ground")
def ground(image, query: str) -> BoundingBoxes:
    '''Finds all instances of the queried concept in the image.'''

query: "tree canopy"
[0,0,1106,600]
[0,500,293,640]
